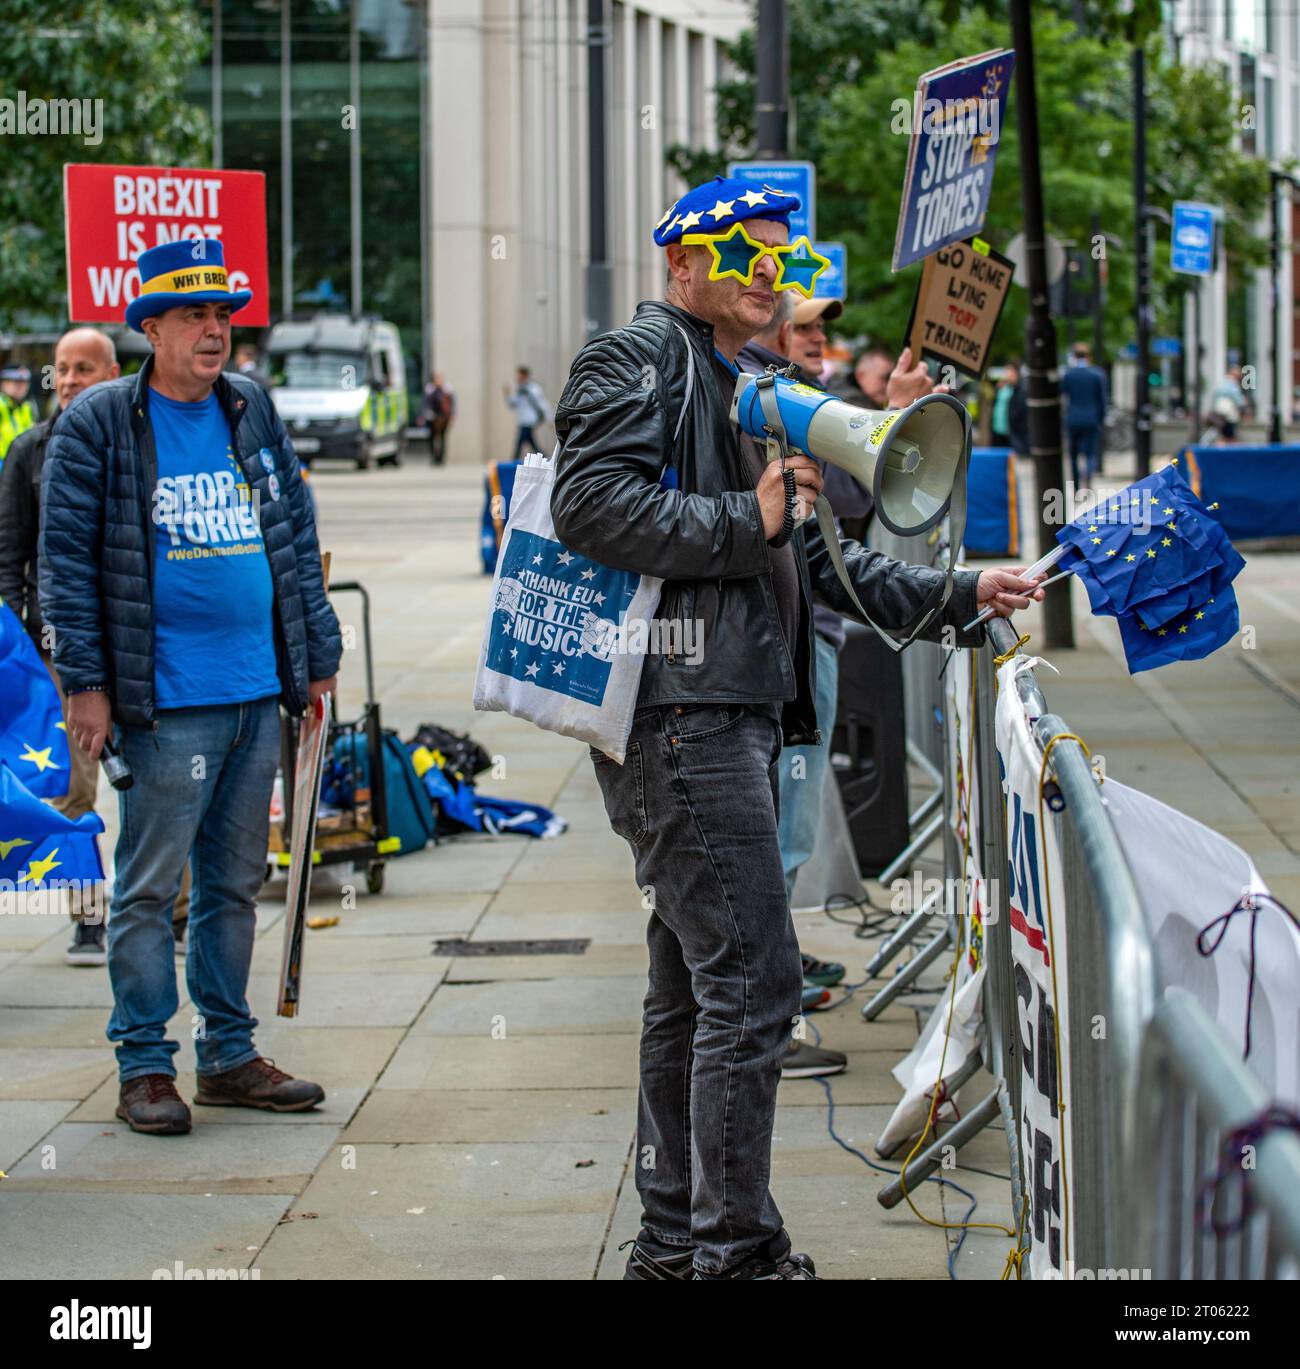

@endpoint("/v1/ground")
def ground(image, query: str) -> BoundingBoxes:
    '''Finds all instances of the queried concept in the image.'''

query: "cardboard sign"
[893,48,1015,272]
[63,163,270,326]
[904,237,1014,381]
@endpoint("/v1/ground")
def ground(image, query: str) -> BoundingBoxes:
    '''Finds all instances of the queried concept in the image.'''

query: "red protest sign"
[63,164,270,326]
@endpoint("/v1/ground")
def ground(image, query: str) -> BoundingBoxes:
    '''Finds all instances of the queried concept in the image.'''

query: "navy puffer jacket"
[39,356,341,726]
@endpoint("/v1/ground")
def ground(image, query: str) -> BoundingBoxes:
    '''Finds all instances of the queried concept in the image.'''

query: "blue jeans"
[1068,425,1102,488]
[108,697,280,1083]
[778,633,840,902]
[591,703,802,1273]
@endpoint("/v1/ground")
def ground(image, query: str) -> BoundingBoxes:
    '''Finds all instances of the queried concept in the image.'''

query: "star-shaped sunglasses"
[679,223,831,297]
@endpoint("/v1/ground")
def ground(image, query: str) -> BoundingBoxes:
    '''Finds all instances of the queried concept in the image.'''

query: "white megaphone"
[730,371,970,537]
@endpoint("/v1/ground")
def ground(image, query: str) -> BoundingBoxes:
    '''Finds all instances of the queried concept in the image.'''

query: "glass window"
[1262,72,1275,158]
[1240,51,1257,154]
[358,0,424,375]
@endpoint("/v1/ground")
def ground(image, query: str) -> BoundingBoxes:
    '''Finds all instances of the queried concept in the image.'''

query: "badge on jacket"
[259,447,276,474]
[267,473,281,502]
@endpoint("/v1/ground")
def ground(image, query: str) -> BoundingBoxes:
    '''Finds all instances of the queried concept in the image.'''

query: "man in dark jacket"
[551,177,1041,1280]
[0,328,120,962]
[1060,342,1109,486]
[41,239,342,1136]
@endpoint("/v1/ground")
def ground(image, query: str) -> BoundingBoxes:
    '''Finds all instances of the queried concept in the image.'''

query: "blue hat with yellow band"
[125,238,253,333]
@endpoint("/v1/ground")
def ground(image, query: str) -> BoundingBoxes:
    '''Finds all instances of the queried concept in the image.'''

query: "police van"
[265,315,408,470]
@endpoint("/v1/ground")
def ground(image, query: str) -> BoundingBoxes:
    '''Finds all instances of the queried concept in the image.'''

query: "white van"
[266,315,408,470]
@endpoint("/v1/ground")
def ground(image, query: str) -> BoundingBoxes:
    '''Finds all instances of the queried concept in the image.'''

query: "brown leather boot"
[193,1056,325,1112]
[116,1075,192,1135]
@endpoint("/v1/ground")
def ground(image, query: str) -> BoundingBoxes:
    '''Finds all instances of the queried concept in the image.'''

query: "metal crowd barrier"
[876,595,1300,1277]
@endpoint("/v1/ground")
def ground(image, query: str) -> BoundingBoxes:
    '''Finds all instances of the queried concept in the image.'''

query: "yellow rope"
[895,653,1016,1245]
[1001,1193,1031,1280]
[1033,731,1088,1276]
[993,633,1030,669]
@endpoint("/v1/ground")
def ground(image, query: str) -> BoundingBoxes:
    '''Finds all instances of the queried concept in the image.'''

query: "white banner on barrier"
[880,963,985,1155]
[995,655,1073,1280]
[878,649,992,1158]
[1103,779,1300,1107]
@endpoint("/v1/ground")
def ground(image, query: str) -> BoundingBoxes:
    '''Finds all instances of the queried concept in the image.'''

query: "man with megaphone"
[551,176,1041,1282]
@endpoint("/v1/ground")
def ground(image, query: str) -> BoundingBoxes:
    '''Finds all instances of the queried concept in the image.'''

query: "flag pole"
[1009,0,1074,648]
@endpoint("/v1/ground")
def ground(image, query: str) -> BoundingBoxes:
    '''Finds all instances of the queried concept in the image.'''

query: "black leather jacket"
[551,299,984,745]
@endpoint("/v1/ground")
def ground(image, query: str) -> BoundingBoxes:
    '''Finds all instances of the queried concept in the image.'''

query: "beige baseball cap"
[793,297,843,326]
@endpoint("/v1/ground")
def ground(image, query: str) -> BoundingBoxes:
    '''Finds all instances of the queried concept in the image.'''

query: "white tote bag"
[472,452,662,763]
[474,329,695,763]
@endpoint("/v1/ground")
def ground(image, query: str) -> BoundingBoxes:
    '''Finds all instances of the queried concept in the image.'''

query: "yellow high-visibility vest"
[0,395,36,464]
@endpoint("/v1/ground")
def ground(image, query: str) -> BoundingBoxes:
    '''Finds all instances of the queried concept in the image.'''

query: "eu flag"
[1056,467,1245,674]
[0,600,71,799]
[0,763,104,888]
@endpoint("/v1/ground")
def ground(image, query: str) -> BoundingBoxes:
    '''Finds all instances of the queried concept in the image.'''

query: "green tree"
[671,1,1269,365]
[0,0,209,331]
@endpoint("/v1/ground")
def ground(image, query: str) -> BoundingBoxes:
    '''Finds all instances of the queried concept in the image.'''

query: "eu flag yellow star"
[0,836,33,860]
[18,848,61,884]
[19,744,55,773]
[1157,628,1168,636]
[1091,536,1102,545]
[1106,549,1117,557]
[1195,610,1205,620]
[1125,553,1136,562]
[1161,537,1172,547]
[1178,624,1189,634]
[706,197,737,222]
[1146,548,1157,558]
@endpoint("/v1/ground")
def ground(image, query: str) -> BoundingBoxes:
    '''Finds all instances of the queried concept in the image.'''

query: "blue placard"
[813,241,846,300]
[727,160,816,241]
[892,49,1015,272]
[1171,201,1216,276]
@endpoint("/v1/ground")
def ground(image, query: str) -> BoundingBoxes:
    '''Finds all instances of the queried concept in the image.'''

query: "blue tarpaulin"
[964,446,1019,557]
[1180,446,1300,540]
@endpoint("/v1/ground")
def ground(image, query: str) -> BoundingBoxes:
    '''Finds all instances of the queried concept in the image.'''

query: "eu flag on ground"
[1055,465,1245,674]
[0,763,104,889]
[0,600,70,799]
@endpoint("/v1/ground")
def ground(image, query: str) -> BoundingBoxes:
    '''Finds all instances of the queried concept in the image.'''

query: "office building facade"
[185,0,746,462]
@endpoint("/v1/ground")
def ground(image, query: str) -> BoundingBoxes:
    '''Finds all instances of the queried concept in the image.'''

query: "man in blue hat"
[40,238,342,1136]
[551,177,1041,1280]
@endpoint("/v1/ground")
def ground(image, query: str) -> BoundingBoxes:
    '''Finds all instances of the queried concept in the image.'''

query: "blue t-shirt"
[149,389,280,708]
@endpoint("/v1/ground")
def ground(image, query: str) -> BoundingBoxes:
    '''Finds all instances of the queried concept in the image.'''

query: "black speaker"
[831,621,909,877]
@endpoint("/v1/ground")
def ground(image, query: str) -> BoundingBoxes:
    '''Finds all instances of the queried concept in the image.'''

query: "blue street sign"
[813,241,846,300]
[1152,336,1183,357]
[1171,201,1216,276]
[893,48,1015,272]
[727,160,816,242]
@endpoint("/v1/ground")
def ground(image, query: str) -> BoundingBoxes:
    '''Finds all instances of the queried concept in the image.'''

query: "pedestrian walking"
[550,175,1043,1280]
[424,371,455,464]
[40,238,342,1136]
[1060,342,1109,486]
[505,366,549,460]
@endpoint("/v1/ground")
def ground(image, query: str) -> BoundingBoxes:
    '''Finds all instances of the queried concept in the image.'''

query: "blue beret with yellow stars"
[653,175,801,247]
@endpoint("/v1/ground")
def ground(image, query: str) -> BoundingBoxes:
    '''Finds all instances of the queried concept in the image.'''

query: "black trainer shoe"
[65,920,106,967]
[781,1038,848,1079]
[620,1234,696,1280]
[694,1233,818,1280]
[801,953,845,987]
[116,1074,192,1135]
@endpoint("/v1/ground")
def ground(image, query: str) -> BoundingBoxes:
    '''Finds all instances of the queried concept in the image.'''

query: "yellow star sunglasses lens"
[680,225,831,298]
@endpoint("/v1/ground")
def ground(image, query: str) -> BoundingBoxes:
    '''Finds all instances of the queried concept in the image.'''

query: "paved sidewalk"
[3,459,1292,1280]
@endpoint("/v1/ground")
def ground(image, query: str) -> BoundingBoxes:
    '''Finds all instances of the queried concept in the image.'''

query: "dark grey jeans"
[591,702,803,1273]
